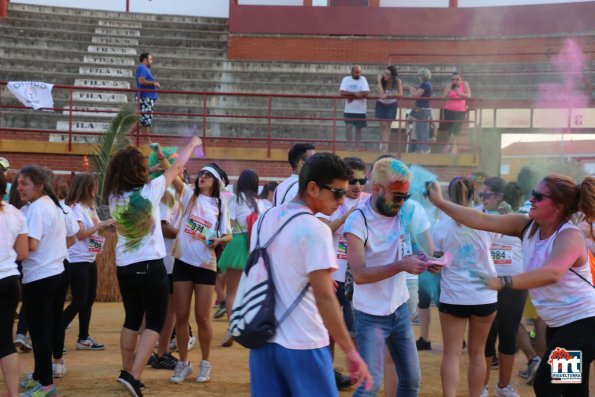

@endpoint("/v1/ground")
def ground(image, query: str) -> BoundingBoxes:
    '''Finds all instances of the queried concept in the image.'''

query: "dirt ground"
[3,303,592,396]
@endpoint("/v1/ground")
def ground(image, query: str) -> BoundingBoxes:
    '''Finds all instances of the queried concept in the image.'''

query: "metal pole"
[332,98,337,154]
[68,88,73,152]
[126,0,129,12]
[267,96,272,158]
[202,94,207,141]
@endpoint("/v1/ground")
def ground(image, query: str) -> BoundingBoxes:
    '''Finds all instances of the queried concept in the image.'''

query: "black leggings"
[485,288,528,356]
[116,259,168,333]
[0,276,19,359]
[533,316,595,397]
[62,261,98,340]
[22,271,68,386]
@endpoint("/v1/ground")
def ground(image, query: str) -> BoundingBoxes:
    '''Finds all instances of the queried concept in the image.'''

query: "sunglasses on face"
[349,178,368,186]
[198,170,214,178]
[390,193,411,203]
[531,190,553,202]
[478,192,497,200]
[319,184,347,200]
[452,78,461,81]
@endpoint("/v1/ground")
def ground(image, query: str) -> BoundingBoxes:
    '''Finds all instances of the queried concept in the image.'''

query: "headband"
[201,166,224,188]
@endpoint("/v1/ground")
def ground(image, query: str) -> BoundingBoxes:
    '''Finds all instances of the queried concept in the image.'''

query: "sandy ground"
[2,302,591,397]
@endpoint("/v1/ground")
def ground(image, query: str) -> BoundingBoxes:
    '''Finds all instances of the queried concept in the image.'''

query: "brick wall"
[228,35,595,64]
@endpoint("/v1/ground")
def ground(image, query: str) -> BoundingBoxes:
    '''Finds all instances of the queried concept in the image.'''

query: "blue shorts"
[374,101,397,120]
[249,343,337,397]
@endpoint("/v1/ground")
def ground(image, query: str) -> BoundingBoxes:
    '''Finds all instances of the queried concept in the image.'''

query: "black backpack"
[229,209,311,349]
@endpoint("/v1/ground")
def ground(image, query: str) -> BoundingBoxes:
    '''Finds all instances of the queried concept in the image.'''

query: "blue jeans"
[413,108,432,152]
[353,304,421,397]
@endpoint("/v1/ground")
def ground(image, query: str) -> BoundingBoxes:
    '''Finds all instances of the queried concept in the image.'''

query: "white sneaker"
[169,337,177,352]
[15,333,32,352]
[76,336,105,350]
[187,335,196,351]
[52,360,68,378]
[495,384,520,397]
[196,360,211,383]
[526,356,541,385]
[479,385,488,397]
[170,361,192,384]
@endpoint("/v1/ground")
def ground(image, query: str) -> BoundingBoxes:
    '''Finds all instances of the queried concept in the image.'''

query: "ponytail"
[448,176,474,226]
[578,176,595,240]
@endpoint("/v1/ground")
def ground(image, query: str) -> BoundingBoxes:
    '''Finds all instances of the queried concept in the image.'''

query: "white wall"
[238,0,303,4]
[379,0,593,6]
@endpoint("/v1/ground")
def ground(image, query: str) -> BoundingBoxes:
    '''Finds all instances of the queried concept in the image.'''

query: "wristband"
[498,275,513,290]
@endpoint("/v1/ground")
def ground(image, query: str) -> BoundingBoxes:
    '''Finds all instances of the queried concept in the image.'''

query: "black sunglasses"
[349,178,368,185]
[319,184,347,200]
[391,193,411,203]
[199,170,214,178]
[531,190,553,202]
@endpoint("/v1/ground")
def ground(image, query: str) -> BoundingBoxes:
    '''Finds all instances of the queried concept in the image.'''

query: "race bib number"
[88,236,105,253]
[399,233,413,258]
[337,237,348,260]
[184,215,213,240]
[490,244,513,265]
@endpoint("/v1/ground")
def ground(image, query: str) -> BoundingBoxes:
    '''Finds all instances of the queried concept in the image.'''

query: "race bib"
[183,215,213,241]
[337,237,348,261]
[88,235,105,253]
[490,244,513,265]
[399,233,413,258]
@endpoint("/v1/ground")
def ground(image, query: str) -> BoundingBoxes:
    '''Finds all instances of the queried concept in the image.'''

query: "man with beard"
[344,157,430,397]
[340,65,369,143]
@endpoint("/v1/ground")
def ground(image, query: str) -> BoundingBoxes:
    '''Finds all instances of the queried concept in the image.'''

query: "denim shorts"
[374,101,397,120]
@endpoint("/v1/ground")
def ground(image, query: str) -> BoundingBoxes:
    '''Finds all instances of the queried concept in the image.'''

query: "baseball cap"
[0,157,9,171]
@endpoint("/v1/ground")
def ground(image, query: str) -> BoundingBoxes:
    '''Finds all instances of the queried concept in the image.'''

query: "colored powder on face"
[113,190,155,252]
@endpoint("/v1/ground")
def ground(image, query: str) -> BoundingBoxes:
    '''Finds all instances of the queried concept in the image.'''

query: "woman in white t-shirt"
[104,137,201,396]
[428,174,595,397]
[0,169,28,397]
[63,174,115,351]
[16,165,73,397]
[170,163,232,385]
[431,177,500,397]
[218,169,266,347]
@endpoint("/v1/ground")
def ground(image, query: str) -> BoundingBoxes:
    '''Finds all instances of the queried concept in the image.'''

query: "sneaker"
[416,337,431,351]
[479,385,488,397]
[52,360,67,378]
[213,302,226,319]
[491,356,499,369]
[169,338,177,352]
[334,368,352,390]
[117,370,143,397]
[15,333,32,352]
[411,314,420,325]
[19,374,39,390]
[221,330,233,347]
[147,352,158,366]
[495,384,520,397]
[151,352,179,370]
[170,361,193,384]
[526,356,541,385]
[76,336,105,350]
[20,385,57,397]
[187,335,197,351]
[195,360,211,383]
[518,368,529,379]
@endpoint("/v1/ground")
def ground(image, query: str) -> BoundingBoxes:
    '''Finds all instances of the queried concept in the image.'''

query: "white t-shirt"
[317,193,371,282]
[159,187,183,274]
[250,202,337,350]
[432,216,500,305]
[67,203,102,263]
[400,199,431,281]
[491,234,523,276]
[343,197,411,316]
[21,196,67,284]
[175,185,231,271]
[0,203,27,280]
[109,175,167,267]
[340,75,369,114]
[272,174,299,207]
[228,194,267,234]
[60,200,81,262]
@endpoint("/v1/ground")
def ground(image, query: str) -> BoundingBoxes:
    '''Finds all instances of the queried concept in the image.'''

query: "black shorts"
[344,112,367,128]
[443,109,466,136]
[167,273,174,295]
[173,259,217,285]
[439,302,497,318]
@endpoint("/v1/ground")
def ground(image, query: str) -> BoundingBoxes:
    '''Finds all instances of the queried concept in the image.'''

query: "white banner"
[7,81,54,110]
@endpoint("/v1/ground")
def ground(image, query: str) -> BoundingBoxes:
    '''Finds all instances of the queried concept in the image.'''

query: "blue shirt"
[415,81,432,108]
[135,64,158,100]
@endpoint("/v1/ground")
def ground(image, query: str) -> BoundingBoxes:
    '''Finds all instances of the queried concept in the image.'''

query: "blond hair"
[371,158,411,187]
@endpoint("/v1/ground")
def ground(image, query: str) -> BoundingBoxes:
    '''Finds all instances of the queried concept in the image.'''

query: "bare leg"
[173,282,193,362]
[533,317,547,358]
[120,328,139,373]
[223,269,243,319]
[157,295,176,357]
[130,328,159,380]
[440,312,467,397]
[380,121,390,151]
[0,353,19,397]
[517,323,536,361]
[497,352,516,388]
[214,273,225,306]
[194,284,215,361]
[467,313,496,397]
[419,307,431,342]
[355,127,363,143]
[345,124,354,143]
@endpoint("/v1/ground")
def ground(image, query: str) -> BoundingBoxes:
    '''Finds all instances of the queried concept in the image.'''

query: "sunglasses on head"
[318,184,347,200]
[478,192,497,200]
[531,190,553,202]
[349,178,368,185]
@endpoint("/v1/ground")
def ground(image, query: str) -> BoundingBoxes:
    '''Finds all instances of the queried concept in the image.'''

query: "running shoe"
[495,384,520,397]
[526,356,541,385]
[213,302,226,319]
[169,337,176,351]
[151,353,179,370]
[196,360,211,383]
[19,373,39,390]
[415,337,431,351]
[20,385,57,397]
[491,356,499,369]
[170,361,193,384]
[76,336,105,350]
[188,335,197,351]
[479,385,488,397]
[117,370,143,397]
[334,369,352,390]
[52,360,67,378]
[221,330,233,347]
[15,333,32,352]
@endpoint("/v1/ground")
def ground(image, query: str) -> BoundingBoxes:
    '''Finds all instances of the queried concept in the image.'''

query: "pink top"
[444,81,467,112]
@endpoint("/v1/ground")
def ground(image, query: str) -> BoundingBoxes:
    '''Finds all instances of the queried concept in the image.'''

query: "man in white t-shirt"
[249,153,371,397]
[272,143,315,207]
[344,158,430,397]
[340,65,369,143]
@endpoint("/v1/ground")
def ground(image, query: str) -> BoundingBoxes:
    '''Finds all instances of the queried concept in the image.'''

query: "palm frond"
[91,107,137,204]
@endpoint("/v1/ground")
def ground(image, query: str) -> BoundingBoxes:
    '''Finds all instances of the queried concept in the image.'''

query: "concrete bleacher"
[1,3,592,148]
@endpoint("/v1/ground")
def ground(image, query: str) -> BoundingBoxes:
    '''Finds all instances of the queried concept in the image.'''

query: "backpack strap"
[276,282,310,326]
[354,208,369,247]
[569,268,595,289]
[273,180,298,207]
[260,211,311,249]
